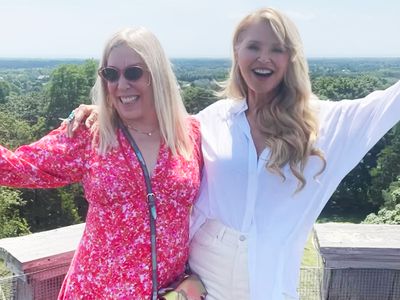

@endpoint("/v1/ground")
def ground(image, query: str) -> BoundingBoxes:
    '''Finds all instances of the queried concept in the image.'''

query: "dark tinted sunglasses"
[98,65,146,83]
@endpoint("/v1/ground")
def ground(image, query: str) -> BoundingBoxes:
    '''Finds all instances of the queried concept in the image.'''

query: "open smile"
[252,68,273,77]
[119,95,139,104]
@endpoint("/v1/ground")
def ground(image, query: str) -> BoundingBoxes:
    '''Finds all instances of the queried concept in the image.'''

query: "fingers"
[66,104,99,137]
[84,111,98,129]
[72,104,87,131]
[65,105,87,137]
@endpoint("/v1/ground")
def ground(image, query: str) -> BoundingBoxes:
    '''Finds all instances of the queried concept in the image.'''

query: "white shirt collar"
[227,98,248,117]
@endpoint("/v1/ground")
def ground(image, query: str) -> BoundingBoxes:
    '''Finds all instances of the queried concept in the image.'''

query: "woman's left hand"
[62,104,98,137]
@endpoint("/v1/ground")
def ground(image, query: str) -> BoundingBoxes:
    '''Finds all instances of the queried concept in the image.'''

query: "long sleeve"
[317,80,400,176]
[0,124,92,189]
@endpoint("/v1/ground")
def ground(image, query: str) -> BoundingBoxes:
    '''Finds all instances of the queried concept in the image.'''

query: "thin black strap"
[119,120,158,300]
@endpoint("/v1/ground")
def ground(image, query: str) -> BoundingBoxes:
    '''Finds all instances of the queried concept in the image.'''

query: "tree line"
[0,58,399,239]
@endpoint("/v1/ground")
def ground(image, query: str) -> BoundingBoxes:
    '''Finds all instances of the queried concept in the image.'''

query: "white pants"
[189,219,250,300]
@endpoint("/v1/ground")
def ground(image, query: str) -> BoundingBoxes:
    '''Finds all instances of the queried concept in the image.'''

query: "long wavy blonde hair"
[91,27,193,159]
[220,8,325,191]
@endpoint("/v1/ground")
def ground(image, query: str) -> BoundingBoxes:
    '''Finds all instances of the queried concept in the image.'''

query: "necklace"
[126,124,158,136]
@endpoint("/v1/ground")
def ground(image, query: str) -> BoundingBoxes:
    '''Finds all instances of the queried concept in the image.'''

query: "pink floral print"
[0,118,202,299]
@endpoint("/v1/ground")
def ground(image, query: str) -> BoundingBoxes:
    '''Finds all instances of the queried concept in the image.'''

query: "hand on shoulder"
[62,104,98,137]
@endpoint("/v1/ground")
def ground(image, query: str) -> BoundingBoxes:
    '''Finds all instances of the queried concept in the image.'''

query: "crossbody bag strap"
[119,119,158,300]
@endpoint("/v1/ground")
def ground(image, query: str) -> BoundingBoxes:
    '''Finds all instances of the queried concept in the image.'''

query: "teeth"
[253,68,272,75]
[120,96,138,104]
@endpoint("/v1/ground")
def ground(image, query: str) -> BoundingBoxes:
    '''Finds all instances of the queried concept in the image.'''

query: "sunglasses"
[98,65,146,83]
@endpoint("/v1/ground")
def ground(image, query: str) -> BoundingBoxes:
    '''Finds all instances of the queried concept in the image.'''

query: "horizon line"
[1,56,400,61]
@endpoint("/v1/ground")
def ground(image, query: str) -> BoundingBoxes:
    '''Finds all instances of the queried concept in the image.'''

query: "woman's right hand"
[173,274,207,300]
[64,104,98,137]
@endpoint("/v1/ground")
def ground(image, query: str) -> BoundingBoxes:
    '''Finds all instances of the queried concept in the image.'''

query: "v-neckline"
[118,130,165,180]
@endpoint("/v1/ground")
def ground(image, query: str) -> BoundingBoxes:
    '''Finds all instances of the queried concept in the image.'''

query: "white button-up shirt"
[191,81,400,299]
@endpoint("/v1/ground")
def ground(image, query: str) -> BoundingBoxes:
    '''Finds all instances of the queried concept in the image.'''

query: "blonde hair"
[220,8,325,190]
[91,27,193,158]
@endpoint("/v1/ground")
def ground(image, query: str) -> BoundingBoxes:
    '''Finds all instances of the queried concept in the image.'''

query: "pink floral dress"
[0,118,202,299]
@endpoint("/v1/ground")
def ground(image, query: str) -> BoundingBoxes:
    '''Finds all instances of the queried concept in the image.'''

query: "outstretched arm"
[0,123,90,189]
[318,80,400,176]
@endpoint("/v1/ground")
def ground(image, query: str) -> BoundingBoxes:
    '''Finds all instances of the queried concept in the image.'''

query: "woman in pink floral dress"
[0,28,203,299]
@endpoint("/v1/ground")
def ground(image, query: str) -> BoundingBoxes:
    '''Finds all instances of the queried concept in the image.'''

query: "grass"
[299,232,323,299]
[301,231,321,267]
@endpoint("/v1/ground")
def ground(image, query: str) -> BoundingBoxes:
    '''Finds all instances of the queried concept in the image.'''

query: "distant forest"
[0,57,399,238]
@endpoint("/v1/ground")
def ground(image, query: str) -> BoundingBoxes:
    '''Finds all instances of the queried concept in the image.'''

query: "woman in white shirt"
[69,8,400,300]
[188,8,400,300]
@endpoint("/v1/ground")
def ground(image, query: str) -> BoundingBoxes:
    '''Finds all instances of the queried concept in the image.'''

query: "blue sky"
[1,0,399,59]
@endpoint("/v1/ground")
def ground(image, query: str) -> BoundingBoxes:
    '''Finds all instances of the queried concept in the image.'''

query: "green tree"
[312,75,388,100]
[0,110,33,149]
[363,178,400,225]
[0,80,10,104]
[46,60,97,129]
[381,178,400,209]
[0,187,30,238]
[368,124,400,207]
[21,185,84,232]
[319,151,380,222]
[363,204,400,224]
[2,91,49,125]
[182,86,217,114]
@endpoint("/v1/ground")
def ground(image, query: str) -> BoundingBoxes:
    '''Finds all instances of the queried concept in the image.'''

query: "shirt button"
[239,235,246,241]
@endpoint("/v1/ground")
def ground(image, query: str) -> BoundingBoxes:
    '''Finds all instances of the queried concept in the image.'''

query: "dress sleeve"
[318,80,400,175]
[0,123,92,189]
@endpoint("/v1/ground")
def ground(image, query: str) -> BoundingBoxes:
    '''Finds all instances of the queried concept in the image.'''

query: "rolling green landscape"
[0,57,399,241]
[0,57,399,300]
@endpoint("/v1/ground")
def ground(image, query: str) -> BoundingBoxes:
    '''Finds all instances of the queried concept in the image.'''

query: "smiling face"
[236,20,290,104]
[105,44,155,125]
